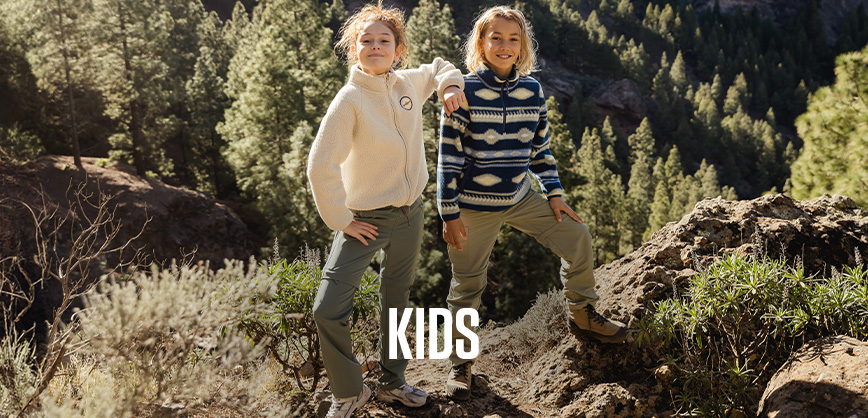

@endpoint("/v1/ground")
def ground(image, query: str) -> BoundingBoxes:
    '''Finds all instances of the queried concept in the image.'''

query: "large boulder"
[593,193,868,324]
[758,335,868,417]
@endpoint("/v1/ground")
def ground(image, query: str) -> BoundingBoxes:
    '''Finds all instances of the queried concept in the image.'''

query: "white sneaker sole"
[375,388,427,407]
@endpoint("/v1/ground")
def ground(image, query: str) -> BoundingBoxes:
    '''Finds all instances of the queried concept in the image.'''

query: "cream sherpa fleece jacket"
[308,58,464,231]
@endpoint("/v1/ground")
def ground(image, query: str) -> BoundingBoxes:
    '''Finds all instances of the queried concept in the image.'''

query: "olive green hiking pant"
[447,191,599,366]
[312,197,423,398]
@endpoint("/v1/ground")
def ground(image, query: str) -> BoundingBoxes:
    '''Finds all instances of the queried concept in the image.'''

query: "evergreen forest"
[1,0,867,322]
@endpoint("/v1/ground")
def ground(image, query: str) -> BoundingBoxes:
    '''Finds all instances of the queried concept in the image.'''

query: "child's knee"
[312,281,354,324]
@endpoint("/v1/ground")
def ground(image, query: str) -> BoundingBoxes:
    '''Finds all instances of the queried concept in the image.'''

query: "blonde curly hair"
[335,1,410,70]
[464,6,538,76]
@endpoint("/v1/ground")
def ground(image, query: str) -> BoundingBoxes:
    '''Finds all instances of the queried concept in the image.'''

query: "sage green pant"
[447,191,599,365]
[312,197,423,399]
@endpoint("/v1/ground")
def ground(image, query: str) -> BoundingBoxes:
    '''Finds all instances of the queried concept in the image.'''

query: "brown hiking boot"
[569,304,629,343]
[446,362,472,401]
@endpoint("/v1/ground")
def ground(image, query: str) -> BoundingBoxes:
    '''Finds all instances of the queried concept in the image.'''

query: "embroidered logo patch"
[399,96,412,110]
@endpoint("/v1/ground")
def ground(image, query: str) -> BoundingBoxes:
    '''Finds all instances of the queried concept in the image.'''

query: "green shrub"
[240,246,381,393]
[638,254,868,416]
[0,125,44,163]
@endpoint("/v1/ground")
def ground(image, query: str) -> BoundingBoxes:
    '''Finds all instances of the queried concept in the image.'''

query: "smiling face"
[479,17,522,79]
[353,20,402,75]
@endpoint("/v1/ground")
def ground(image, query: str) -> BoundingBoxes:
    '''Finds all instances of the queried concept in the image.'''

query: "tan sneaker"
[445,362,472,401]
[569,304,628,343]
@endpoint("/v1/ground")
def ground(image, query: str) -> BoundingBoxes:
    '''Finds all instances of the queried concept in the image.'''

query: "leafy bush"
[239,246,381,393]
[638,254,868,416]
[0,125,44,163]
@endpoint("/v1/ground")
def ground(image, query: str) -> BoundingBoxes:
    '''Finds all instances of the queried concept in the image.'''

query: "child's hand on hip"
[343,220,379,246]
[443,85,466,116]
[549,196,583,223]
[443,218,468,250]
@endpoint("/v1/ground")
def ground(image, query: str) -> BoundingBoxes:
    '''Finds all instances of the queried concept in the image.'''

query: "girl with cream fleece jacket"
[306,3,465,417]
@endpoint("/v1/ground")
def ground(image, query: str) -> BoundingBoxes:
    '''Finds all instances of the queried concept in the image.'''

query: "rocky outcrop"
[758,335,868,417]
[593,193,868,323]
[593,79,648,123]
[0,156,260,266]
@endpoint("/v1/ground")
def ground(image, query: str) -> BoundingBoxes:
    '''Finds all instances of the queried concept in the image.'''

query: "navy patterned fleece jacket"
[436,66,564,221]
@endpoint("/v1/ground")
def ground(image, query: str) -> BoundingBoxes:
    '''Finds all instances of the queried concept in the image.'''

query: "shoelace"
[452,363,470,379]
[585,305,608,326]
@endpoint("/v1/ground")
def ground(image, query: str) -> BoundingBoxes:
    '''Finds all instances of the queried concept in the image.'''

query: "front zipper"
[385,73,413,204]
[501,82,507,132]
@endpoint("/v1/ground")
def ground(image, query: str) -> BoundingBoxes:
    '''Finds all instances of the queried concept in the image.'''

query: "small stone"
[361,360,379,373]
[299,361,316,377]
[439,404,466,418]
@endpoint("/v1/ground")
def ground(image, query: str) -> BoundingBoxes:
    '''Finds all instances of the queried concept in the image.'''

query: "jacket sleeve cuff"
[440,212,461,222]
[437,72,465,101]
[325,210,354,232]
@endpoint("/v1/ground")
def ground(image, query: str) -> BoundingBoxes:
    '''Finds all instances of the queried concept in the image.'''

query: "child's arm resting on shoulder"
[413,57,465,103]
[307,94,357,232]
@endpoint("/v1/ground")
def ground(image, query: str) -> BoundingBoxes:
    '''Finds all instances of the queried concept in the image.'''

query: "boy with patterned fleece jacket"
[436,5,628,402]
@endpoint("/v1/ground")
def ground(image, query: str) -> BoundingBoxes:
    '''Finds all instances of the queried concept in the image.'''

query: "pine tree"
[547,96,581,191]
[223,2,260,103]
[663,145,684,191]
[16,0,92,169]
[669,175,692,221]
[160,0,213,184]
[711,72,724,107]
[790,44,868,207]
[219,0,345,250]
[670,50,689,93]
[625,117,654,249]
[698,159,722,199]
[184,10,235,196]
[407,0,460,70]
[185,43,229,196]
[571,127,625,264]
[90,0,176,176]
[723,72,750,115]
[615,0,633,20]
[644,181,670,240]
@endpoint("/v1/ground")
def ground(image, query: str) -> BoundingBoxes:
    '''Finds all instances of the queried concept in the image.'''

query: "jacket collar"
[476,64,520,88]
[348,64,397,92]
